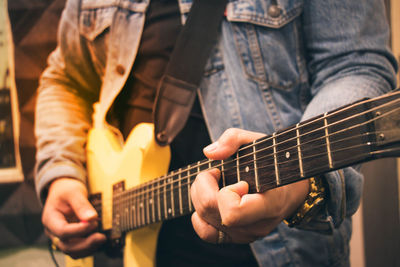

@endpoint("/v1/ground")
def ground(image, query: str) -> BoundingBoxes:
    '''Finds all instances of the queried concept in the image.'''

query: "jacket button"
[268,5,281,18]
[116,65,125,75]
[157,131,168,143]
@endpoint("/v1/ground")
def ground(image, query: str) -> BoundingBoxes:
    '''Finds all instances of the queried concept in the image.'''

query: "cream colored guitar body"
[66,123,171,267]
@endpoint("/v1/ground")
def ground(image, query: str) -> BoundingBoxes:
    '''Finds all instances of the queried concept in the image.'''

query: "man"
[35,0,397,266]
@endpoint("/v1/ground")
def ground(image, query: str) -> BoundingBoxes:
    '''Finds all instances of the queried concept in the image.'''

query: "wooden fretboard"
[95,90,400,235]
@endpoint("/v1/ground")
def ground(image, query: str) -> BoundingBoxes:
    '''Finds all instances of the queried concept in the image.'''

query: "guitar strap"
[153,0,228,146]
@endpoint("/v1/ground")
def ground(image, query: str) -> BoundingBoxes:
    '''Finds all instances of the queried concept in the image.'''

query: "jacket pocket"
[79,0,119,41]
[226,0,305,91]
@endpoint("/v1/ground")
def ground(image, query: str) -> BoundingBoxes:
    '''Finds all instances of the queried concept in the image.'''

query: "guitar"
[66,89,400,267]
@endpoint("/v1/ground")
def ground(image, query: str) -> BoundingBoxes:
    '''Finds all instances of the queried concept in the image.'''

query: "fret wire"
[252,140,260,192]
[133,188,137,227]
[146,184,150,225]
[128,188,131,229]
[272,132,280,185]
[135,188,139,227]
[178,168,183,215]
[150,182,155,223]
[221,159,226,187]
[163,178,167,219]
[137,187,140,227]
[324,112,334,169]
[140,186,145,227]
[170,173,175,217]
[157,179,161,222]
[133,188,138,228]
[187,164,192,212]
[133,189,136,228]
[296,123,304,178]
[236,152,240,182]
[136,187,140,228]
[122,190,126,230]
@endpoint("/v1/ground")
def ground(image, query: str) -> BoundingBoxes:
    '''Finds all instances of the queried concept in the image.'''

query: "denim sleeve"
[35,0,101,203]
[299,0,398,228]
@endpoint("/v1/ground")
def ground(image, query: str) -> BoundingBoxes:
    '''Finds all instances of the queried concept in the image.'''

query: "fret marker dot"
[149,199,153,204]
[245,166,249,173]
[285,152,290,159]
[168,208,172,214]
[140,203,143,208]
[132,206,135,210]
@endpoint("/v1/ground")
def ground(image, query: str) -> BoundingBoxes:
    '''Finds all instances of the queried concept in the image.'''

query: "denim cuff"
[35,162,87,204]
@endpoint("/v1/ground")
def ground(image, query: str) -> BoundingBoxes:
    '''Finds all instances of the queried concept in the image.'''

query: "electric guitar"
[66,89,400,267]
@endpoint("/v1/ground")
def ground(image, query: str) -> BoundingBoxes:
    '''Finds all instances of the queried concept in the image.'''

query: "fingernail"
[84,210,97,219]
[204,142,219,153]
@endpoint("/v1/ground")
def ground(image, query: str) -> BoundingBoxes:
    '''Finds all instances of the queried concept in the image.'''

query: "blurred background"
[0,0,398,266]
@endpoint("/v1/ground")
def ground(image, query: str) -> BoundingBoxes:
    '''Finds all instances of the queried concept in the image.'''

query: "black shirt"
[117,0,258,266]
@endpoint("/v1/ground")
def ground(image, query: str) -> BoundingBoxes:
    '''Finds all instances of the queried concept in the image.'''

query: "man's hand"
[190,128,309,244]
[42,178,106,259]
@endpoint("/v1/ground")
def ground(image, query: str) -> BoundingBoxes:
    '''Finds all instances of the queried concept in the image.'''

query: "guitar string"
[100,129,392,217]
[119,95,400,198]
[100,102,399,207]
[239,92,400,152]
[107,115,396,209]
[103,138,384,231]
[99,143,381,231]
[111,93,400,229]
[95,97,400,211]
[111,133,378,205]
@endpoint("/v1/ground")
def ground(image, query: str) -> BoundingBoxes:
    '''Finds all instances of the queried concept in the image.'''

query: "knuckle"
[222,128,240,140]
[196,199,214,218]
[221,212,240,227]
[196,228,214,243]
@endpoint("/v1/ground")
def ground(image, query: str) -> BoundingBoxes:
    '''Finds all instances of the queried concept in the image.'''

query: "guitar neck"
[105,89,400,234]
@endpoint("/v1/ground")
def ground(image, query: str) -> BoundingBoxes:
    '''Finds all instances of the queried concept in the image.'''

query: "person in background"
[35,0,397,266]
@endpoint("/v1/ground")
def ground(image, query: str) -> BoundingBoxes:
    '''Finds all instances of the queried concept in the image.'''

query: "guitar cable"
[48,238,60,267]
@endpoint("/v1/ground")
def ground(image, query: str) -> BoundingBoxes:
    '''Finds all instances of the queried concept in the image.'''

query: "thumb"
[203,128,265,160]
[69,191,98,222]
[217,181,249,226]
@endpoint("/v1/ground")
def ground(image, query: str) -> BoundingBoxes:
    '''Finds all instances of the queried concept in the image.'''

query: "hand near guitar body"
[42,178,106,259]
[191,128,310,244]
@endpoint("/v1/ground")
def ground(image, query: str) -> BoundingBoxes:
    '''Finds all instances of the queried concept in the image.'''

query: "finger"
[203,128,265,160]
[53,232,106,259]
[67,187,98,222]
[191,169,221,227]
[191,212,219,244]
[217,181,274,227]
[44,179,100,239]
[43,206,99,240]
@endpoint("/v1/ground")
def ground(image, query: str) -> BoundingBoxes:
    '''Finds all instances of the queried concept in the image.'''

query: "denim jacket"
[35,0,397,266]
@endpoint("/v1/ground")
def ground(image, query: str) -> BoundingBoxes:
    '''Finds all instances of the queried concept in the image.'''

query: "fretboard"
[109,89,400,234]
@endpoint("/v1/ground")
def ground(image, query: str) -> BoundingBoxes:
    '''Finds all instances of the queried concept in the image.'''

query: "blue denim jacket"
[35,0,397,265]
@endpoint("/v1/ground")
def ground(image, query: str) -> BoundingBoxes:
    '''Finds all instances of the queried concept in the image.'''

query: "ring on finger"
[51,236,61,250]
[217,230,225,244]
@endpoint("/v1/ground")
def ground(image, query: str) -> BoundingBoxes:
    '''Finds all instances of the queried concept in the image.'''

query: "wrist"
[283,176,326,227]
